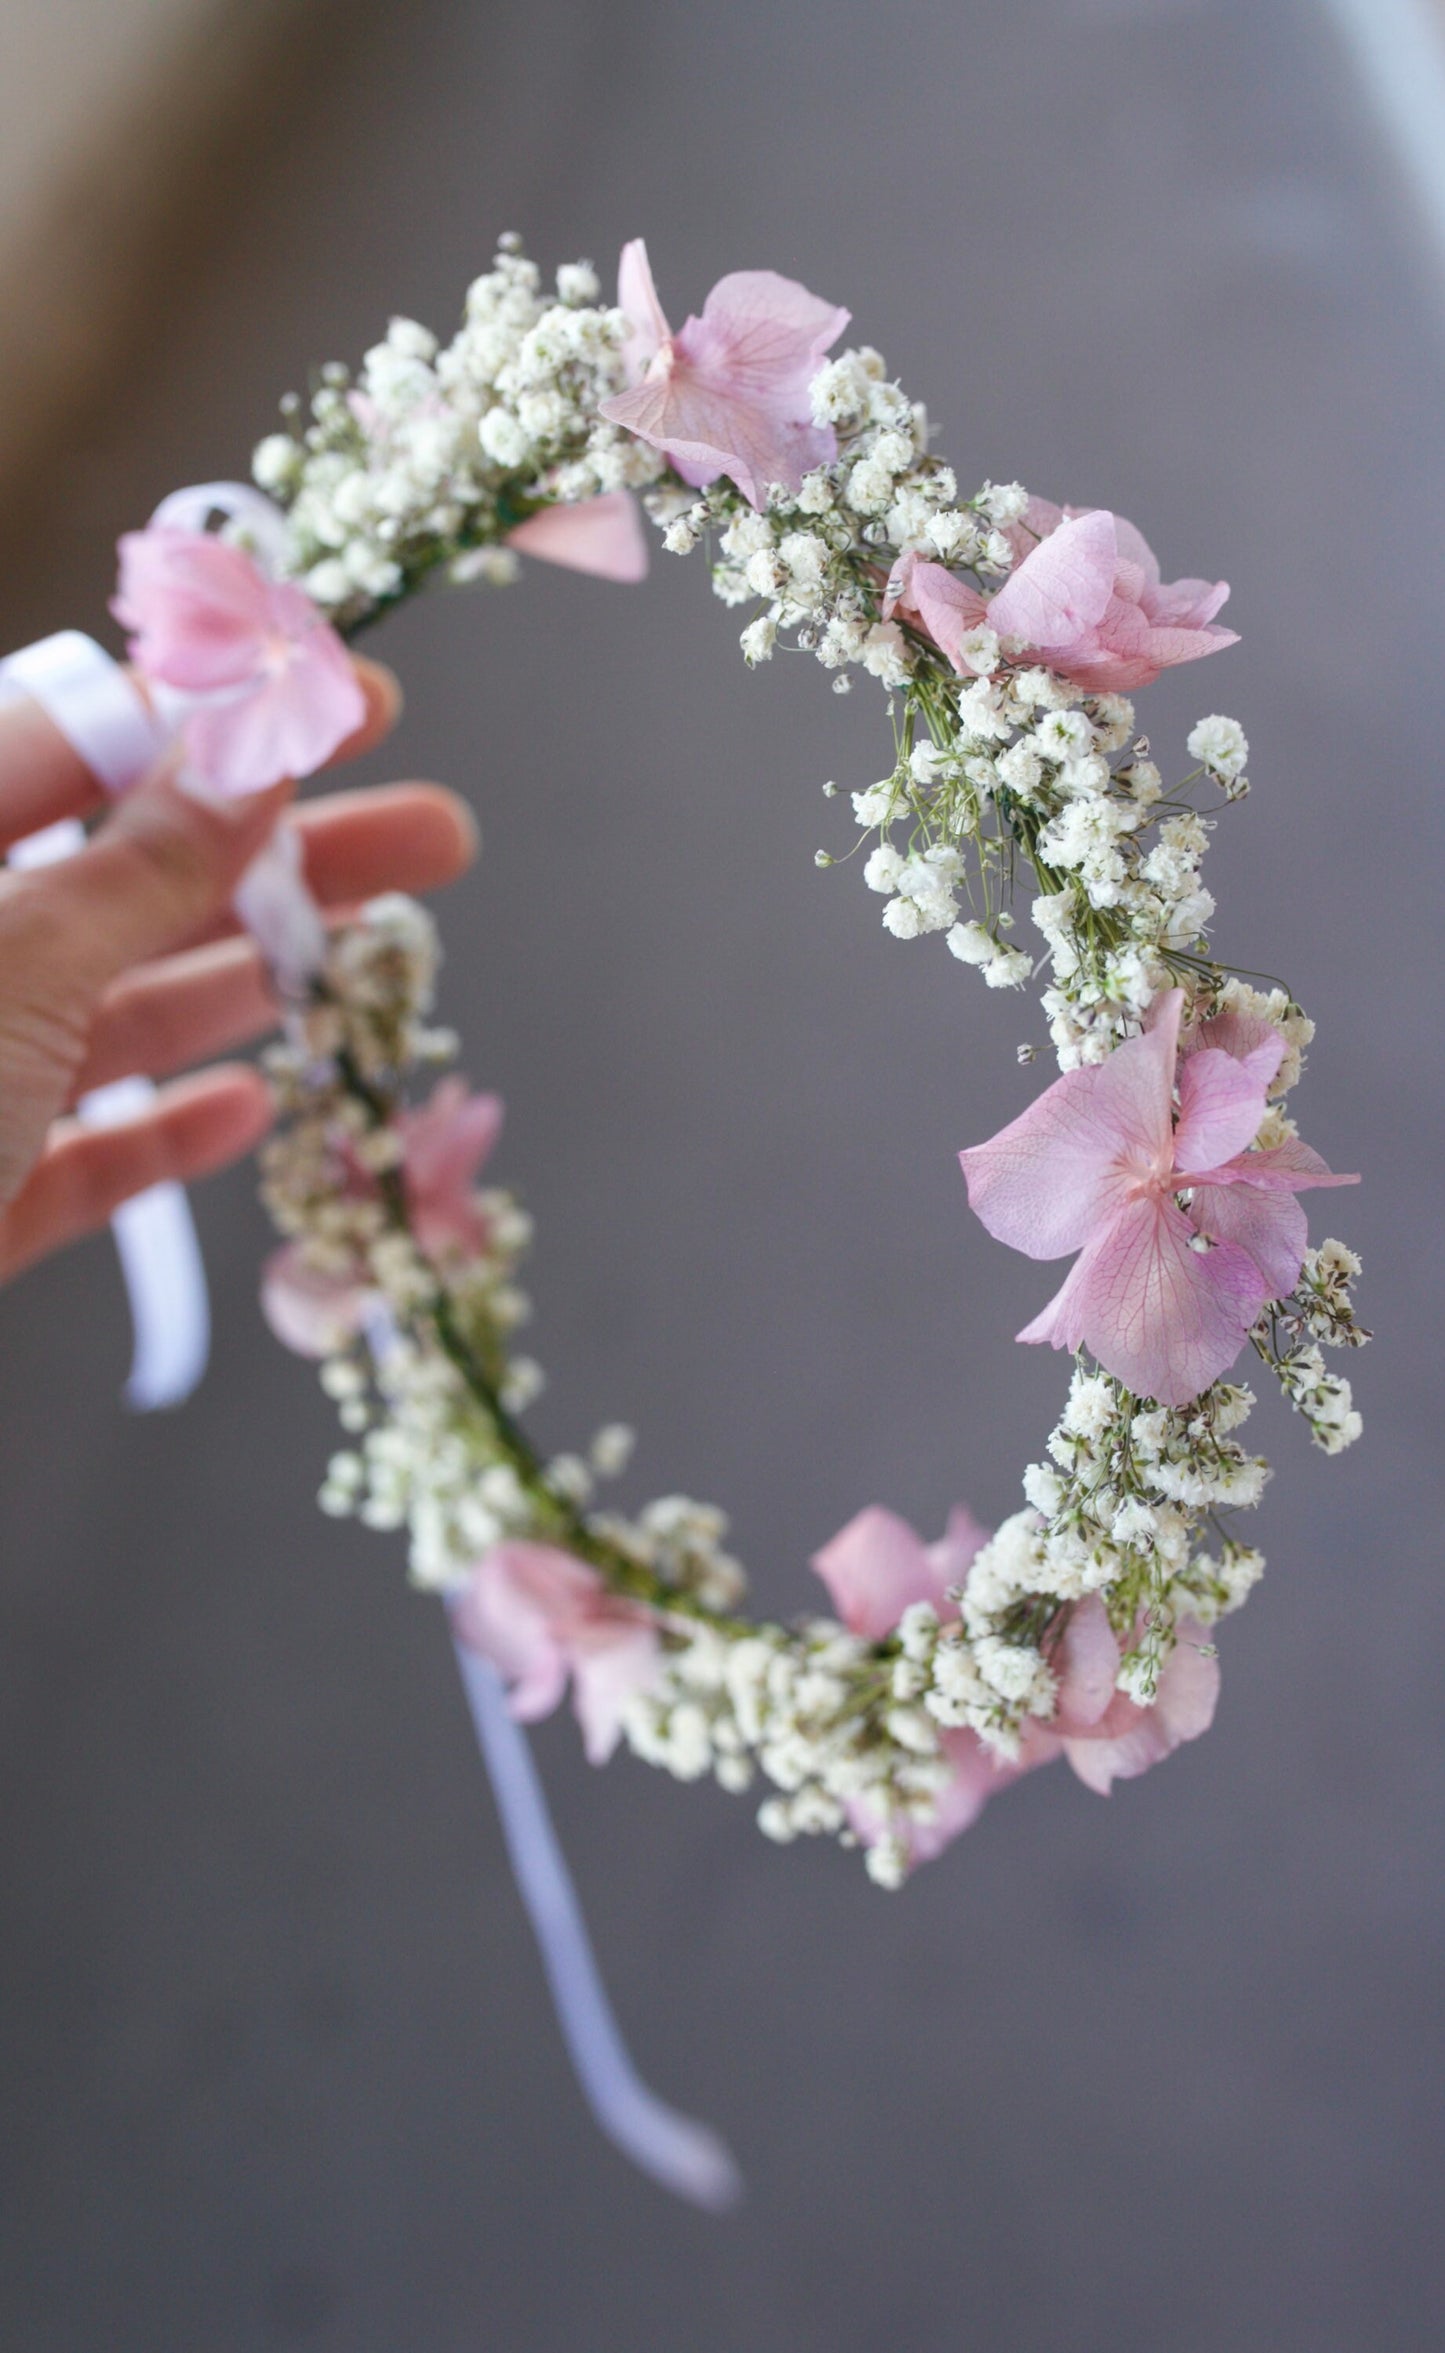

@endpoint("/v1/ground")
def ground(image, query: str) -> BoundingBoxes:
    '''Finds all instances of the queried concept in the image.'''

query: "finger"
[0,654,400,856]
[170,781,479,951]
[73,936,278,1096]
[5,762,296,1009]
[0,1063,272,1281]
[75,786,478,1093]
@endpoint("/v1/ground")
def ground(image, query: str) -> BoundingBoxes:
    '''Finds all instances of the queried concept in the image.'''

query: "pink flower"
[452,1542,659,1763]
[886,499,1237,693]
[114,526,365,794]
[811,1505,1222,1866]
[505,492,649,582]
[1051,1602,1221,1793]
[261,1080,504,1357]
[598,238,850,510]
[812,1502,988,1640]
[812,1502,1027,1861]
[960,990,1356,1405]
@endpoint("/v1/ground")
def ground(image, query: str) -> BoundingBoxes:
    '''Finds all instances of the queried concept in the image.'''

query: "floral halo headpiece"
[51,235,1372,2197]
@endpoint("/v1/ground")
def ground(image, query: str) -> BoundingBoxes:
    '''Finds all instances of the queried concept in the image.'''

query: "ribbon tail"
[231,817,327,996]
[76,1076,211,1410]
[450,1632,744,2213]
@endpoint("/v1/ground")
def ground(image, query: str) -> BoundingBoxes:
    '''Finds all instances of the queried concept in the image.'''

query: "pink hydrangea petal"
[1187,1180,1309,1299]
[402,1080,503,1201]
[1184,1004,1286,1065]
[1220,1138,1358,1193]
[811,1505,945,1639]
[1142,621,1239,672]
[1048,647,1170,694]
[601,261,846,508]
[455,1544,657,1761]
[182,626,364,795]
[604,372,833,508]
[1173,1042,1280,1174]
[850,1725,1060,1864]
[616,237,671,378]
[507,493,649,583]
[925,1504,990,1592]
[259,1244,369,1357]
[885,555,990,669]
[1143,575,1230,629]
[960,1000,1181,1261]
[1024,1191,1272,1405]
[1064,1616,1219,1793]
[987,509,1119,651]
[685,269,850,396]
[1051,1595,1121,1733]
[1110,512,1161,583]
[570,1624,660,1763]
[115,528,272,691]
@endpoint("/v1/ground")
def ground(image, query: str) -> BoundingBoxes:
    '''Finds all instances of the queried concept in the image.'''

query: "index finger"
[0,654,401,855]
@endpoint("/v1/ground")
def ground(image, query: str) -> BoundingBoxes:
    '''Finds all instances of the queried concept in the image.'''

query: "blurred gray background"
[1,1,1442,2346]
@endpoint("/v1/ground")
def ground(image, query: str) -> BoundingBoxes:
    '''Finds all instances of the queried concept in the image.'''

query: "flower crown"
[116,236,1365,1889]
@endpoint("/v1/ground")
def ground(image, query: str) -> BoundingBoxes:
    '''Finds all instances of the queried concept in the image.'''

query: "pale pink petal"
[1064,1617,1218,1793]
[686,270,850,401]
[1184,1004,1288,1066]
[601,373,826,508]
[884,555,990,669]
[1024,1192,1272,1405]
[1110,512,1161,583]
[987,509,1119,652]
[961,1000,1181,1261]
[182,636,363,794]
[506,493,649,583]
[812,1505,945,1639]
[616,237,670,378]
[1140,620,1239,673]
[1173,1042,1280,1175]
[1187,1180,1309,1299]
[850,1725,1059,1864]
[454,1544,657,1762]
[570,1623,660,1763]
[925,1505,990,1592]
[259,1244,369,1357]
[1050,1595,1120,1733]
[1217,1137,1358,1193]
[402,1080,503,1204]
[454,1544,592,1721]
[600,262,846,508]
[115,528,271,690]
[1142,575,1230,629]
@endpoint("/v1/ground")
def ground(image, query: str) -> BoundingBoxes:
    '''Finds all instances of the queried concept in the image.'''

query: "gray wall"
[1,2,1441,2346]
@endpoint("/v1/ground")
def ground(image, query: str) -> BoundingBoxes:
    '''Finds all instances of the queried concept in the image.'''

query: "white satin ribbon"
[451,1635,743,2211]
[0,634,209,1410]
[6,506,737,2203]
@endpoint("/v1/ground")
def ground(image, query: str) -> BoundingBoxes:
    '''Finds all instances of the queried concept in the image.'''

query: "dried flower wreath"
[112,237,1365,1897]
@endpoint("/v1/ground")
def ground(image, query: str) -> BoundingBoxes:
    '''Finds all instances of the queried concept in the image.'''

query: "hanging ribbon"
[1,497,741,2204]
[451,1635,743,2211]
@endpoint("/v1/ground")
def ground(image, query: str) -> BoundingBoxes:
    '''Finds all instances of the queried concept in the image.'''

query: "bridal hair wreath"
[115,235,1366,1892]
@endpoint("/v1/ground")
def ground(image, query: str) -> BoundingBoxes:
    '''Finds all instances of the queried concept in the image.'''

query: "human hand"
[0,658,475,1279]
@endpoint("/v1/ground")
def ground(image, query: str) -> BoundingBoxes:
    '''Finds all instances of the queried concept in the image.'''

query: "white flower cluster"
[1252,1237,1368,1453]
[651,357,1019,707]
[255,240,661,629]
[843,681,1244,1067]
[622,1614,959,1884]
